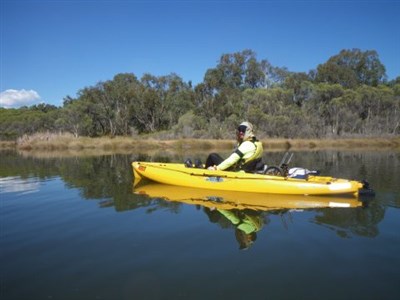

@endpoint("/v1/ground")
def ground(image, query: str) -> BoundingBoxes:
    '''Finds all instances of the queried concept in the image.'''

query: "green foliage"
[315,48,387,88]
[1,48,398,140]
[173,111,207,138]
[55,100,93,137]
[0,106,60,140]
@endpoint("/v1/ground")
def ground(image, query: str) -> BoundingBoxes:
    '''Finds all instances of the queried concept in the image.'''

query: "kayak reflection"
[133,182,364,211]
[134,182,366,249]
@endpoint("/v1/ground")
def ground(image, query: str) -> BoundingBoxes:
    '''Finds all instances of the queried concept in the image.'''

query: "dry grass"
[1,133,398,153]
[0,141,16,149]
[277,137,400,150]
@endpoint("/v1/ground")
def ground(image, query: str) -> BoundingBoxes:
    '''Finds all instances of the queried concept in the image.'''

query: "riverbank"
[0,133,399,152]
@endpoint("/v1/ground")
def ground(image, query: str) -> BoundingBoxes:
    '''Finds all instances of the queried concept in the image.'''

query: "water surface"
[1,150,399,300]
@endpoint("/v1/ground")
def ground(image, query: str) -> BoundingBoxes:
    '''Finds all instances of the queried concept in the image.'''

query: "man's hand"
[207,165,217,171]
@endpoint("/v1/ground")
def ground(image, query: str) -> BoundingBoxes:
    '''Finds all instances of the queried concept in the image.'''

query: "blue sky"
[1,0,399,108]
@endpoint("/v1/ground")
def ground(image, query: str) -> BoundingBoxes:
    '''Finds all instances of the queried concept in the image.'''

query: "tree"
[0,106,60,139]
[76,73,140,137]
[356,85,399,135]
[134,73,193,133]
[56,100,92,137]
[315,49,387,88]
[303,83,345,136]
[203,49,269,91]
[327,89,360,135]
[1,48,397,140]
[283,72,313,106]
[108,73,140,136]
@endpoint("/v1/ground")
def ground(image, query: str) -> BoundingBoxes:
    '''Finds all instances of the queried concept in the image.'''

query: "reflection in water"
[1,150,398,299]
[134,182,383,248]
[0,176,40,194]
[312,199,385,238]
[204,207,265,250]
[0,150,393,244]
[133,182,365,210]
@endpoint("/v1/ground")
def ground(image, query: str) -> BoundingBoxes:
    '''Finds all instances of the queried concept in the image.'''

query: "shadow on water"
[2,149,397,248]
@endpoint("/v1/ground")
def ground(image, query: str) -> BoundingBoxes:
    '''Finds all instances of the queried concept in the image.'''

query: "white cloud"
[0,89,41,108]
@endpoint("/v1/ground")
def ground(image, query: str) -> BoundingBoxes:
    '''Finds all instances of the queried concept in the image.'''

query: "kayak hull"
[132,161,363,196]
[134,182,364,211]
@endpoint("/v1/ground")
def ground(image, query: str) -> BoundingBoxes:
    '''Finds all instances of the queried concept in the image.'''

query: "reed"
[1,133,398,152]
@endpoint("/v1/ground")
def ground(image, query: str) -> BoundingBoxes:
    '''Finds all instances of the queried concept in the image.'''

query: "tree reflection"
[312,200,384,238]
[1,150,395,245]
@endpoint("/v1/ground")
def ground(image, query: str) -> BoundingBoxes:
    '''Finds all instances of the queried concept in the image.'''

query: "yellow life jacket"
[242,140,263,164]
[237,139,264,172]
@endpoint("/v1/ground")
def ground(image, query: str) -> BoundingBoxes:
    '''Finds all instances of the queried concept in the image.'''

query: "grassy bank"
[0,133,399,152]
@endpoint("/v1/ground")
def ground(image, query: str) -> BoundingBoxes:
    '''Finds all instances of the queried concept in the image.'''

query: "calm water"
[1,150,399,300]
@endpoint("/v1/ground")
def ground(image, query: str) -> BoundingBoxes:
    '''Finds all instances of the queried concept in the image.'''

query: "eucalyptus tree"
[134,73,194,133]
[75,73,140,137]
[0,108,28,139]
[56,99,93,137]
[356,85,399,135]
[393,83,400,134]
[327,85,400,135]
[302,83,345,136]
[204,49,270,91]
[241,87,302,138]
[245,56,269,89]
[76,86,108,136]
[197,50,269,124]
[315,49,387,88]
[265,66,291,88]
[326,89,361,135]
[108,73,141,135]
[162,74,195,129]
[283,72,313,106]
[0,105,60,139]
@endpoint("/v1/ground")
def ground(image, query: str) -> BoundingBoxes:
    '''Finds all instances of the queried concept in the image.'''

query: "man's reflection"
[204,207,268,250]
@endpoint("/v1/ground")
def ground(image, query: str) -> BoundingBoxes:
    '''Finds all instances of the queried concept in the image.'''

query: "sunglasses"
[237,125,247,133]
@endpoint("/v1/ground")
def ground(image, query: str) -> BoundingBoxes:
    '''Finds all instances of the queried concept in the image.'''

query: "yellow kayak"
[132,161,364,196]
[134,182,364,211]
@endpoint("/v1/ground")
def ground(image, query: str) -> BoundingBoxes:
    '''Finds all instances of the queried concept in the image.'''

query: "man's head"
[236,121,254,141]
[235,229,257,250]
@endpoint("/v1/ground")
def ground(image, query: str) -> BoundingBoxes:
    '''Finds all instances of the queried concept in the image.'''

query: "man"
[205,121,263,172]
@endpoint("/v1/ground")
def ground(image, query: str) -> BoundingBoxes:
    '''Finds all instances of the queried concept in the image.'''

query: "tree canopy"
[1,48,399,140]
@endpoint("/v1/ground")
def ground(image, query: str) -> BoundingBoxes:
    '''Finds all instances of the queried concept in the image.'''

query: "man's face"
[236,125,246,141]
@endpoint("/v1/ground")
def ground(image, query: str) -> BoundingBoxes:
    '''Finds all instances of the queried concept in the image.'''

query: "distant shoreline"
[1,134,399,152]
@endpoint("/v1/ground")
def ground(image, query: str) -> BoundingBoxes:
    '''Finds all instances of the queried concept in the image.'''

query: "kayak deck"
[132,161,364,196]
